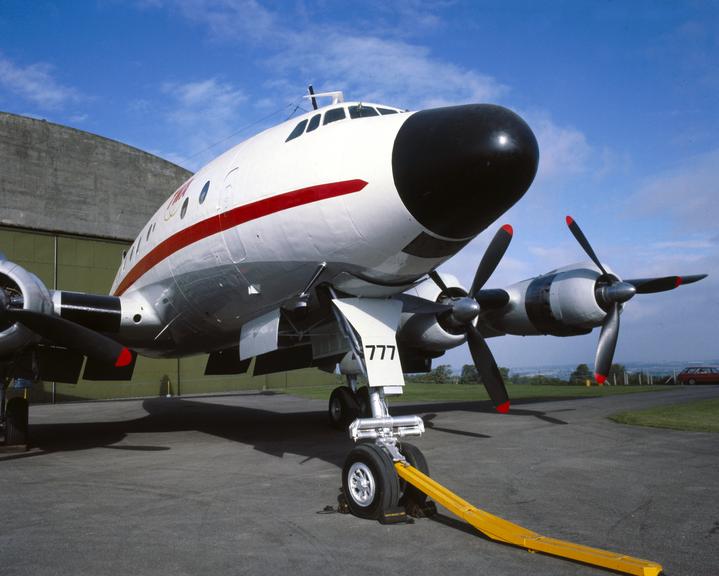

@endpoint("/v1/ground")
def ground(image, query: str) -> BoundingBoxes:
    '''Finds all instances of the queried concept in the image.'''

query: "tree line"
[405,363,670,386]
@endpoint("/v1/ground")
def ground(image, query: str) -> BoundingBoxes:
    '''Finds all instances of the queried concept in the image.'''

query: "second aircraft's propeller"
[429,224,513,413]
[565,215,707,383]
[0,291,132,367]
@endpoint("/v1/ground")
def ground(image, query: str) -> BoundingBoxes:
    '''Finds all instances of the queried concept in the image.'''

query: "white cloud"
[271,33,507,110]
[652,239,716,250]
[153,0,277,42]
[160,78,248,167]
[627,148,719,230]
[523,111,592,181]
[0,54,82,110]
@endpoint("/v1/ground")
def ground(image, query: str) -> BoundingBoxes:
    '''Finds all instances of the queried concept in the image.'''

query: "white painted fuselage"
[110,103,465,357]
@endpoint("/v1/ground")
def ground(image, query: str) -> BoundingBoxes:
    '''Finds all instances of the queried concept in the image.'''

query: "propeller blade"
[594,302,620,384]
[470,224,513,297]
[565,216,608,276]
[625,274,708,294]
[465,324,510,412]
[4,308,132,367]
[394,293,452,314]
[428,270,451,296]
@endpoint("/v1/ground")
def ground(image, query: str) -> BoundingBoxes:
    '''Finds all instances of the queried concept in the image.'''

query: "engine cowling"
[0,258,54,357]
[484,261,612,337]
[397,273,469,353]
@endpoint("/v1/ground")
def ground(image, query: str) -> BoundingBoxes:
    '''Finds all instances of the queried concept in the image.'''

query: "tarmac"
[1,385,718,576]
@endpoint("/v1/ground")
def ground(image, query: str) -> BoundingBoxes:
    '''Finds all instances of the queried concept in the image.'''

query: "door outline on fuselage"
[220,166,248,264]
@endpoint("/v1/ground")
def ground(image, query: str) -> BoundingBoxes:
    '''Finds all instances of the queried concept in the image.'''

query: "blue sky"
[0,1,717,370]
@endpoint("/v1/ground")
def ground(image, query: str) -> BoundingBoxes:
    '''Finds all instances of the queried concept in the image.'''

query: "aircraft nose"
[392,104,539,239]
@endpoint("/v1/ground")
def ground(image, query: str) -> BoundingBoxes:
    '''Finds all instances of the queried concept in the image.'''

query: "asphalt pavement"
[1,385,718,576]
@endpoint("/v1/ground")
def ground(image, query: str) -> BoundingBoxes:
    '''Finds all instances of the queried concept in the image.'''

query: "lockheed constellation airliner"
[0,90,706,519]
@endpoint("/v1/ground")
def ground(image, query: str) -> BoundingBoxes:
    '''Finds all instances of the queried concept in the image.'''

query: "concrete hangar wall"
[0,111,333,402]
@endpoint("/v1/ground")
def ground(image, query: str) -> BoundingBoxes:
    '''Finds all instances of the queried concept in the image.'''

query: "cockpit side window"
[306,114,321,132]
[348,105,379,119]
[323,107,346,125]
[286,119,308,142]
[377,107,399,115]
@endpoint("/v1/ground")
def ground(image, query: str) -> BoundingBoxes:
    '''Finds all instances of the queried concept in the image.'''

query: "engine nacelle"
[397,273,469,353]
[485,261,611,337]
[0,258,54,358]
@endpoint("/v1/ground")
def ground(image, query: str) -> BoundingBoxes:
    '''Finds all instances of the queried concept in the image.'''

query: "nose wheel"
[342,443,400,520]
[341,441,433,522]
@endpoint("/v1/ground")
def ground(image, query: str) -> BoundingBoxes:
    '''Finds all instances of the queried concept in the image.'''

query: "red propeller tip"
[115,347,133,367]
[496,401,510,414]
[675,276,683,287]
[565,215,574,226]
[501,224,513,235]
[594,373,607,384]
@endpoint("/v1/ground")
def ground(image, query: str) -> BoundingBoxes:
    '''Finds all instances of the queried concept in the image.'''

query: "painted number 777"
[365,344,396,361]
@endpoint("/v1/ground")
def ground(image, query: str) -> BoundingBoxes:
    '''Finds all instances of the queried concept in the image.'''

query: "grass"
[284,382,677,403]
[609,397,719,433]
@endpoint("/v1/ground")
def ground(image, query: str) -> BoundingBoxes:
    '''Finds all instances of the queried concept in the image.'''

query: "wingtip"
[501,224,513,236]
[594,373,607,384]
[115,347,133,368]
[496,400,510,414]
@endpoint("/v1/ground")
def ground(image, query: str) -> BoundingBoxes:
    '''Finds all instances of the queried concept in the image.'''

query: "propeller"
[565,215,707,383]
[429,224,514,413]
[0,291,132,367]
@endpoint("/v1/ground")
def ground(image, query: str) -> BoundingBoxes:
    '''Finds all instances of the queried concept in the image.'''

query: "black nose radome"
[392,104,539,239]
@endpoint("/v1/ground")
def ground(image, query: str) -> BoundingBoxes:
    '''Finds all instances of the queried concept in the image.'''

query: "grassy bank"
[286,382,677,402]
[609,397,719,433]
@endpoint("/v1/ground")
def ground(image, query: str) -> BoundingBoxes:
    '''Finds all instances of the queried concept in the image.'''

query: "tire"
[355,386,371,418]
[399,442,430,509]
[342,443,400,520]
[688,378,696,386]
[5,397,29,446]
[328,387,359,430]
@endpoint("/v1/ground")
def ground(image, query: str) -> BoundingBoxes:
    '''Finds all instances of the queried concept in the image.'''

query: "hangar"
[0,111,333,402]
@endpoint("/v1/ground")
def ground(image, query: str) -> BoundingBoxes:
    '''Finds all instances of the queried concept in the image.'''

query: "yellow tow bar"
[395,462,662,576]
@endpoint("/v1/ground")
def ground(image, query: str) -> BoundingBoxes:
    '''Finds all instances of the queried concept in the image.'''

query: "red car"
[677,366,719,385]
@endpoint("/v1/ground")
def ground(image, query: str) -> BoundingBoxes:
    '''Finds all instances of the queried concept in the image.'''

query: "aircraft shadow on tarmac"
[9,395,575,465]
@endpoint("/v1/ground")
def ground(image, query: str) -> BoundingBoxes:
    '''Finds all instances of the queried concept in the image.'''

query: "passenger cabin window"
[306,114,321,132]
[348,105,379,119]
[323,107,346,125]
[180,197,189,219]
[199,181,210,204]
[146,225,152,241]
[377,107,398,115]
[286,119,308,142]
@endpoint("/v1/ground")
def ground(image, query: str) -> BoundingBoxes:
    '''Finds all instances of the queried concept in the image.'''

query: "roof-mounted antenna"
[303,90,345,107]
[307,85,318,111]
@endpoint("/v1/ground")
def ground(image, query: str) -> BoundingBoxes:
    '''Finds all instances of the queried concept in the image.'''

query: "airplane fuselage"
[110,101,538,357]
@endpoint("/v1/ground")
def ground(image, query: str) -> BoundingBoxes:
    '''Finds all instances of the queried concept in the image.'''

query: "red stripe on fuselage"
[113,179,368,297]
